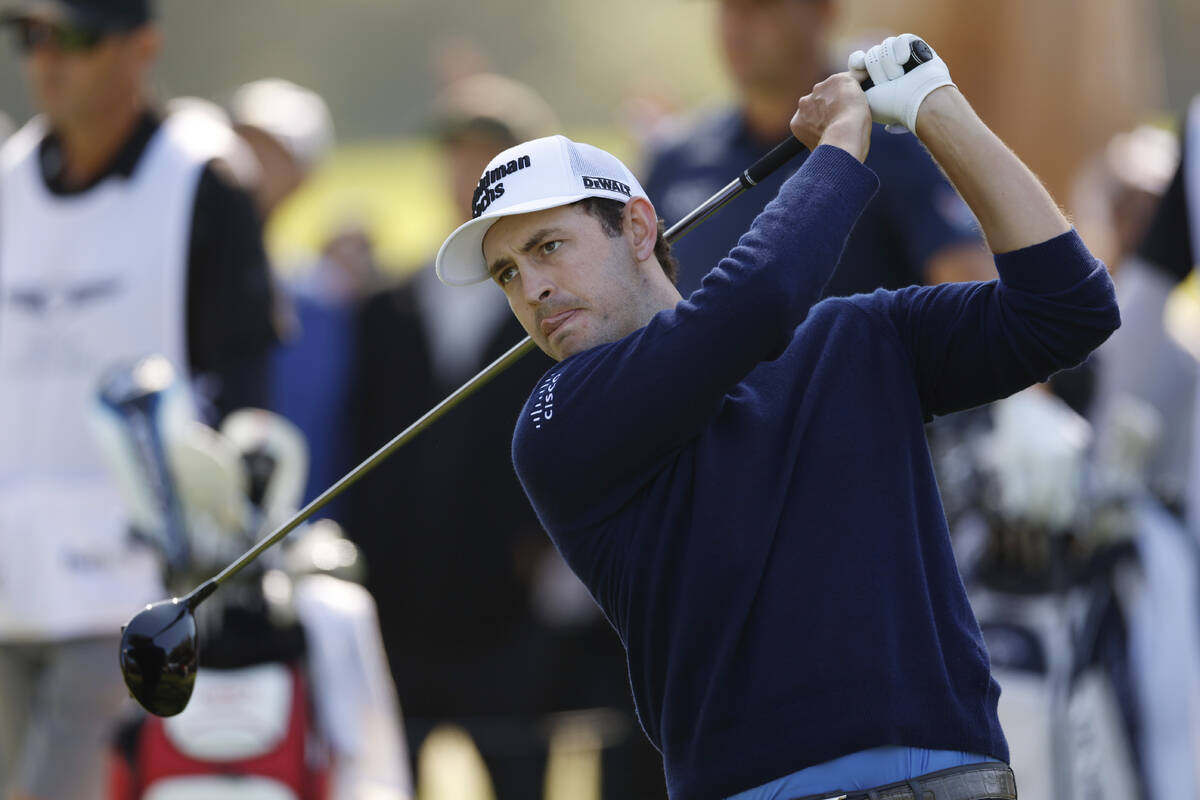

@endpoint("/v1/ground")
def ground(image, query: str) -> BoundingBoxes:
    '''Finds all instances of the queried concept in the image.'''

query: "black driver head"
[118,598,199,716]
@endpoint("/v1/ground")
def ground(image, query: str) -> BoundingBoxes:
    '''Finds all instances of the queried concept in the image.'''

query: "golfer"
[435,35,1119,800]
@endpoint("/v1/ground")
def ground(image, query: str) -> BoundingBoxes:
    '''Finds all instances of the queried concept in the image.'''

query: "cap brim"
[435,191,595,286]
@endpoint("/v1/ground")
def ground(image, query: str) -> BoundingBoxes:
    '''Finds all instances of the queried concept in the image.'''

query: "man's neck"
[740,67,828,146]
[54,97,145,189]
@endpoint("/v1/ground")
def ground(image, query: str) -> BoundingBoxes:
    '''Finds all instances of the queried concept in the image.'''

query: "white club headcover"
[977,387,1093,530]
[221,409,309,530]
[167,421,252,564]
[848,33,956,133]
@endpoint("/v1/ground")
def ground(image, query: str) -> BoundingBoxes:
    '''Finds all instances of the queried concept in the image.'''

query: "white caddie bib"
[0,111,223,639]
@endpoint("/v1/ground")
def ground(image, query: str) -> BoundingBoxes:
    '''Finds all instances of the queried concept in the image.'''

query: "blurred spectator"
[621,79,685,154]
[1089,114,1193,512]
[347,73,664,798]
[230,77,334,221]
[1071,125,1180,275]
[230,78,378,514]
[1043,125,1181,419]
[0,1,276,799]
[428,34,493,91]
[165,94,261,189]
[642,0,993,298]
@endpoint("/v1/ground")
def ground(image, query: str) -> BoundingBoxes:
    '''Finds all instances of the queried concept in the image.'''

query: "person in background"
[230,78,380,514]
[0,1,277,798]
[643,0,993,298]
[1086,115,1196,512]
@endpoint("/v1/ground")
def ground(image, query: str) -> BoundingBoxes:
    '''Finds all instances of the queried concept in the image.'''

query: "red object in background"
[108,663,329,800]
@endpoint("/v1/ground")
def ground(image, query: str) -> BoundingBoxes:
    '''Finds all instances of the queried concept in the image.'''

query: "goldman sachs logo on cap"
[472,154,533,218]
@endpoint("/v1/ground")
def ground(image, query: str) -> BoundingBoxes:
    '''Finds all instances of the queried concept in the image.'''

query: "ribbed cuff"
[993,229,1103,295]
[788,144,880,211]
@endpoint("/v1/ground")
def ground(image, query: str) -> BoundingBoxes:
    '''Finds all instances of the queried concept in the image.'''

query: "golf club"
[96,356,195,577]
[119,41,934,718]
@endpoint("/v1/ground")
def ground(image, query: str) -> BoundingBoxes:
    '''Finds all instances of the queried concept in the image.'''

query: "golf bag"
[932,388,1200,800]
[93,357,410,800]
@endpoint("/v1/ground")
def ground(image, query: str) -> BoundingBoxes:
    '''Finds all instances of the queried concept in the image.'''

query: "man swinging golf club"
[433,34,1120,800]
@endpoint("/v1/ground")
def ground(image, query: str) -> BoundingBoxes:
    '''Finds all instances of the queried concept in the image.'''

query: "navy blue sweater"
[512,146,1120,800]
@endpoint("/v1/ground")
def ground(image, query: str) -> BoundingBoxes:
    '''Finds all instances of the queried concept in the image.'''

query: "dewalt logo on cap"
[581,176,631,196]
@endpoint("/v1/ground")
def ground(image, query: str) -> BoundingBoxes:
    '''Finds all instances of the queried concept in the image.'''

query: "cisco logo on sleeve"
[529,372,562,430]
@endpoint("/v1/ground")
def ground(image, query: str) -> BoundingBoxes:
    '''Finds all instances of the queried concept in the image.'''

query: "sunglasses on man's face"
[13,19,106,54]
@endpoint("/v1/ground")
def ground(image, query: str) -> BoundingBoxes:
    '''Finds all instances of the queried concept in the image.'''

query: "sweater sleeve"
[867,229,1120,418]
[514,145,878,530]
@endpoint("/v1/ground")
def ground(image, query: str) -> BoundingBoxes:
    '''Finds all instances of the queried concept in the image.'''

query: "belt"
[788,762,1017,800]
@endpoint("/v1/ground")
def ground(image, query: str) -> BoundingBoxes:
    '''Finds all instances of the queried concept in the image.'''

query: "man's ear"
[625,196,658,263]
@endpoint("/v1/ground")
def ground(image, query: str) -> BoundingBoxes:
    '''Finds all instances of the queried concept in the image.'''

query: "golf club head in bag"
[91,356,255,593]
[221,408,308,534]
[90,356,199,578]
[221,409,365,584]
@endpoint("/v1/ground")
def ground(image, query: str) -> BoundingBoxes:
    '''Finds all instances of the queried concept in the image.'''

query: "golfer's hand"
[790,73,872,163]
[848,34,956,134]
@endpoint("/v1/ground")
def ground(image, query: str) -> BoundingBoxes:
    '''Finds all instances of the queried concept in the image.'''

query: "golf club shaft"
[183,133,811,609]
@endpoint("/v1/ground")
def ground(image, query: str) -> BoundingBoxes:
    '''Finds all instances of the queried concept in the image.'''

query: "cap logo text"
[582,176,631,196]
[472,154,532,218]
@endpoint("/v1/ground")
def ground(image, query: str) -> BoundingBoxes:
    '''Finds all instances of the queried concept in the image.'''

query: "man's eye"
[497,266,518,286]
[541,240,562,255]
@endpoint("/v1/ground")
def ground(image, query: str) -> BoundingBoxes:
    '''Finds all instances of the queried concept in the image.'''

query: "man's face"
[17,17,157,126]
[235,124,304,220]
[482,202,659,362]
[717,0,831,93]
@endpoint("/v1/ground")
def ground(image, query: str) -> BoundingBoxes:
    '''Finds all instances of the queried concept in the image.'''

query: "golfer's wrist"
[913,85,972,143]
[818,118,870,163]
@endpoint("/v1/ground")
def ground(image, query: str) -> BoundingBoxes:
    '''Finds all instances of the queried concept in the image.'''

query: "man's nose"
[523,267,555,305]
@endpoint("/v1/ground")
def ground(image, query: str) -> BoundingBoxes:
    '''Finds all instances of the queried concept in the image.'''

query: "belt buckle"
[822,796,847,800]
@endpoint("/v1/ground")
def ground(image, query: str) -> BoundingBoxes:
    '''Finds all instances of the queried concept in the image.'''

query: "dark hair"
[573,197,679,286]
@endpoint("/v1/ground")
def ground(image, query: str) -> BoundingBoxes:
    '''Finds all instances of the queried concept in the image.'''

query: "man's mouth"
[540,309,579,339]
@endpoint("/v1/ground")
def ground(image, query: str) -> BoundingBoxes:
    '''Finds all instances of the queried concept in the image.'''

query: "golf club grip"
[859,38,933,92]
[743,137,807,186]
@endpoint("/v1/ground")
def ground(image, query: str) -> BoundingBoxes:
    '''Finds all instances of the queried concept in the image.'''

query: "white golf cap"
[435,134,649,286]
[230,78,335,173]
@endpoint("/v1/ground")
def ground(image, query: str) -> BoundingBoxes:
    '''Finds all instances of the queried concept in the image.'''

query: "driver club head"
[118,598,199,717]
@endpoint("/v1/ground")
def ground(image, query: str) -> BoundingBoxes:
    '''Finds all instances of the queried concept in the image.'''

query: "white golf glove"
[848,33,955,133]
